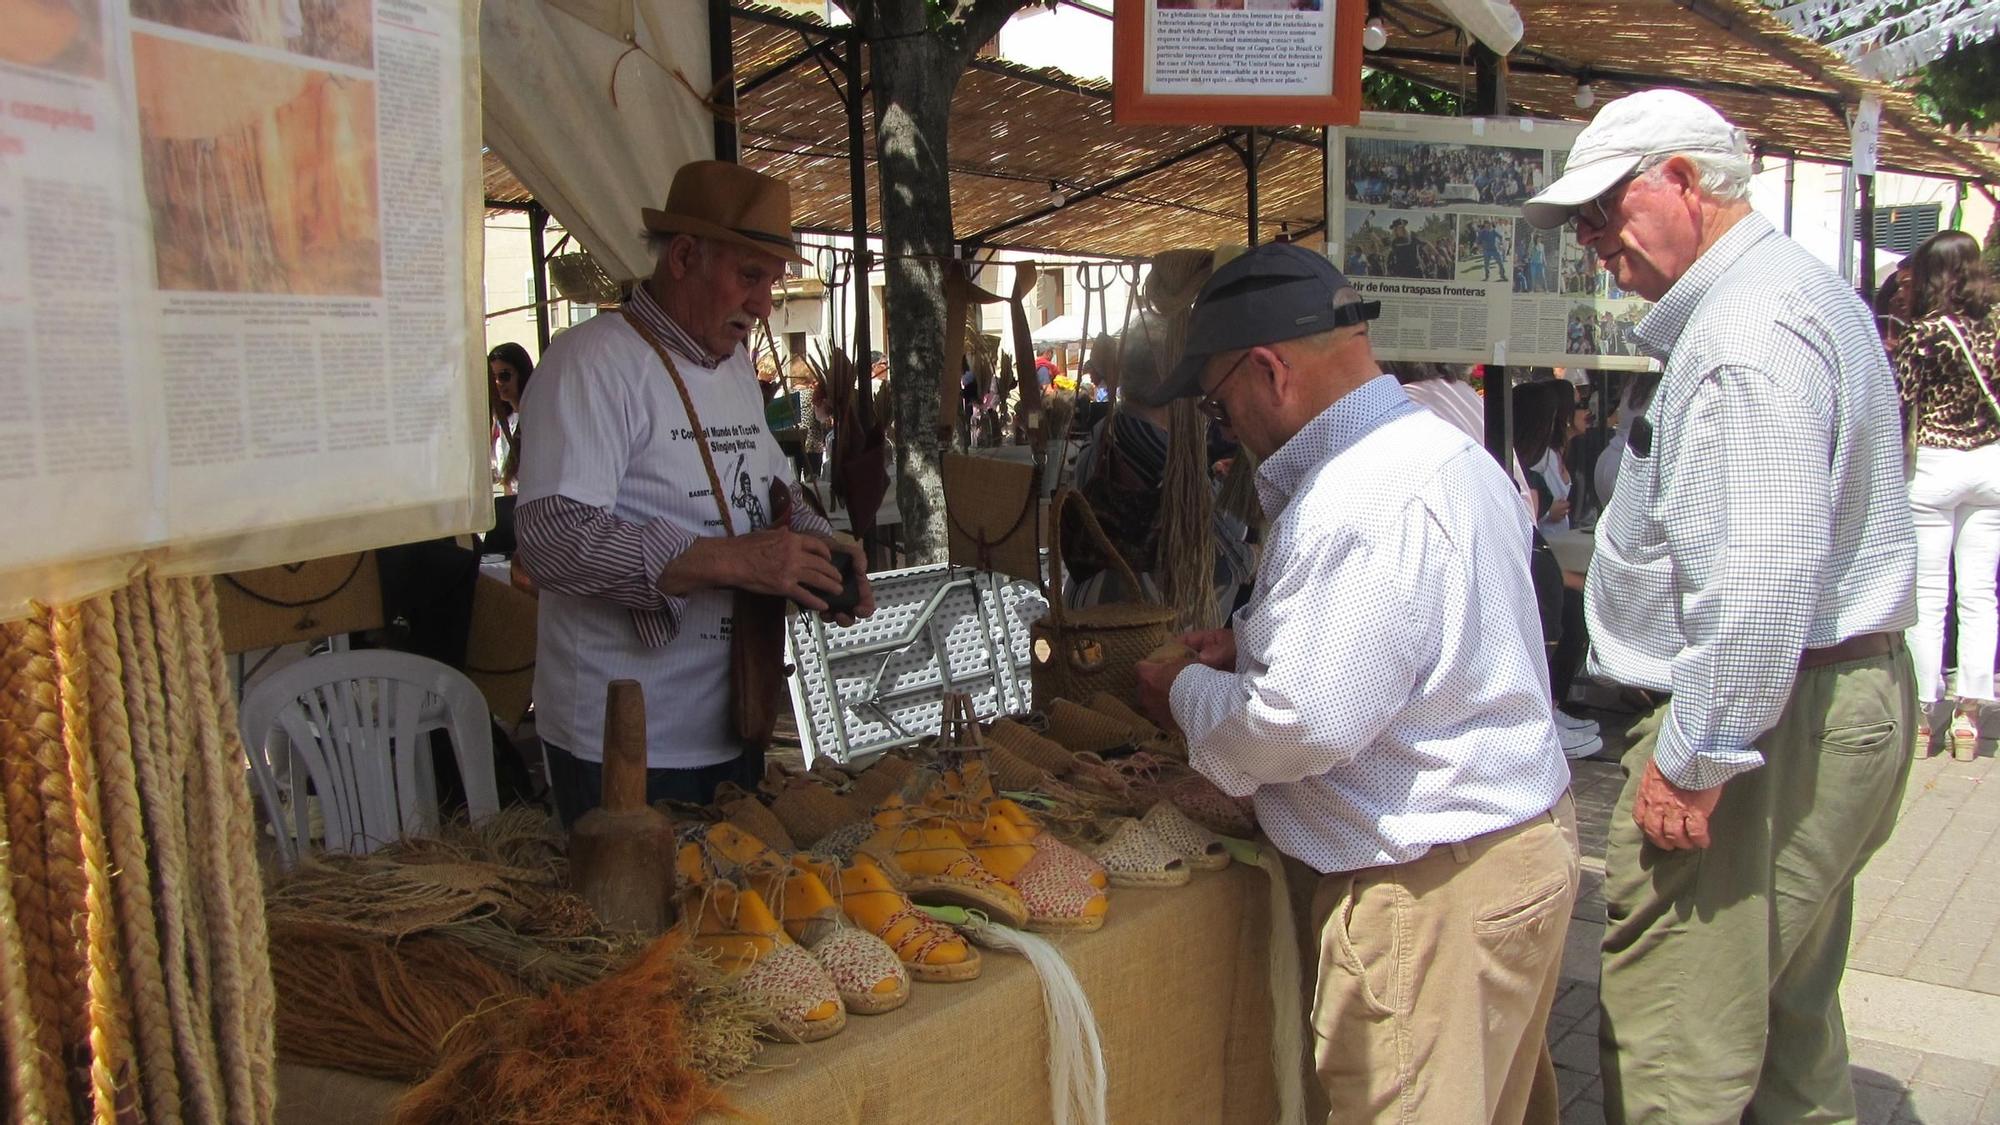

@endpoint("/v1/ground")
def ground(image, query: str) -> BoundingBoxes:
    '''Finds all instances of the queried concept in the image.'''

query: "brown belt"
[1799,631,1897,671]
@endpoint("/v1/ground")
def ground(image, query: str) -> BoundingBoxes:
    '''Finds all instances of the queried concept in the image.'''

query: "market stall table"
[273,862,1286,1124]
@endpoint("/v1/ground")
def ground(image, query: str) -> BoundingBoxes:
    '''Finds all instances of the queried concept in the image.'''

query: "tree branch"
[954,0,1034,63]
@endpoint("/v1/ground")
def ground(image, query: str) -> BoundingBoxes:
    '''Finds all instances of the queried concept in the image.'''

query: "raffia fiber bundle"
[0,573,276,1124]
[268,922,530,1082]
[396,933,753,1125]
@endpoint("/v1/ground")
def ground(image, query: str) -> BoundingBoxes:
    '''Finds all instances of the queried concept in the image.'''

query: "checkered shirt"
[1171,375,1570,874]
[1585,213,1916,790]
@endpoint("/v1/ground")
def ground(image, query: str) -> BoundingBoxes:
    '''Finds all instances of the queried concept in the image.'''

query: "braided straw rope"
[0,758,50,1124]
[7,612,93,1089]
[52,603,138,1123]
[0,617,75,1123]
[126,581,224,1124]
[149,575,227,1104]
[0,574,276,1124]
[191,577,277,1123]
[85,593,181,1123]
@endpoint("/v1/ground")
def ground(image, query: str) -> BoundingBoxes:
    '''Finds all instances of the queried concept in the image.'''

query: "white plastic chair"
[239,649,500,867]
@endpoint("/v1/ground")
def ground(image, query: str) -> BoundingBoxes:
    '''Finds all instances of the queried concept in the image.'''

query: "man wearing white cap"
[1523,90,1917,1122]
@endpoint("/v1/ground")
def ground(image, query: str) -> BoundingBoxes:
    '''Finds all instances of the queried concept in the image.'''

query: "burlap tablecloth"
[275,862,1286,1124]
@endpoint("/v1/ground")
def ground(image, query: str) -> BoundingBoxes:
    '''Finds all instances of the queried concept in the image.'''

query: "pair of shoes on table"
[675,822,914,1043]
[863,784,1111,935]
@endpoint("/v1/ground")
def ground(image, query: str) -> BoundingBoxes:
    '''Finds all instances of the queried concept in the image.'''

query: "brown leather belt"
[1799,631,1897,671]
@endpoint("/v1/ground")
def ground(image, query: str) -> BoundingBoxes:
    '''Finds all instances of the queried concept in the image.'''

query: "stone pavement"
[1547,711,2000,1125]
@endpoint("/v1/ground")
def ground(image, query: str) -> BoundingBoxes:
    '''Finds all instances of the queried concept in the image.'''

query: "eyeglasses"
[1196,352,1253,425]
[1570,172,1640,234]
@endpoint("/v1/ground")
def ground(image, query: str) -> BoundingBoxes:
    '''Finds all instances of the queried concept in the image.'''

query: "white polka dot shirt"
[1170,375,1572,875]
[1585,212,1917,791]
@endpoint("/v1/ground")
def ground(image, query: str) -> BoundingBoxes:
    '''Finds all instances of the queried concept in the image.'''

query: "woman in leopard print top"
[1892,229,1999,757]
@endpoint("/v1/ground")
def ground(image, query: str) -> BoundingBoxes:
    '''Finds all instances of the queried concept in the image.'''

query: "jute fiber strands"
[0,573,277,1124]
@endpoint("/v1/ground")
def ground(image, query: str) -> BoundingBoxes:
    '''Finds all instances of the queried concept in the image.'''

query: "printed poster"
[1329,112,1657,370]
[0,0,488,617]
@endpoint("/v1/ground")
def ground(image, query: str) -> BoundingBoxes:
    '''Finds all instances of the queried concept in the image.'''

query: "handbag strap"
[622,304,736,537]
[1045,486,1154,624]
[1940,315,2000,424]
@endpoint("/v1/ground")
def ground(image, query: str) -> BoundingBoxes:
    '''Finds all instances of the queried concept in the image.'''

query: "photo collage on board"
[1343,135,1547,286]
[130,0,383,297]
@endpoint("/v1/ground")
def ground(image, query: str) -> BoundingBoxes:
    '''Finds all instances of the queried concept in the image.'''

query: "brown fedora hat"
[642,160,807,263]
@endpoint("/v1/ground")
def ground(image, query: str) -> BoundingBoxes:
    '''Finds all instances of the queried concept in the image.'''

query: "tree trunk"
[869,33,957,564]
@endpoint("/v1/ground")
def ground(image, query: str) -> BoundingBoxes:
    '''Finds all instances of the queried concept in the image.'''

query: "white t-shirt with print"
[517,313,792,768]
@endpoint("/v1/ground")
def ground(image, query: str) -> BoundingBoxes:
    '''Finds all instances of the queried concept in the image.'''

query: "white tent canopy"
[481,0,714,281]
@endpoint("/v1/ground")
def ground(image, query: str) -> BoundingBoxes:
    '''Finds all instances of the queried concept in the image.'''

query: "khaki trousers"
[1310,793,1580,1124]
[1599,644,1916,1125]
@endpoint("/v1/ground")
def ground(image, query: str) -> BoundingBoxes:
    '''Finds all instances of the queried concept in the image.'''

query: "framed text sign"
[1112,0,1365,126]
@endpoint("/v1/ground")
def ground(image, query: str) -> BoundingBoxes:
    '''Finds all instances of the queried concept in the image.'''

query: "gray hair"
[1636,133,1754,205]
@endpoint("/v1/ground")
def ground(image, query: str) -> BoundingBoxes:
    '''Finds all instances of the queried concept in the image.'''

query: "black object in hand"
[808,549,863,614]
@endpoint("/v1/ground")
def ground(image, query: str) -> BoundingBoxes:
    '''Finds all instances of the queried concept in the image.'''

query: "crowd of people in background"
[1346,140,1548,207]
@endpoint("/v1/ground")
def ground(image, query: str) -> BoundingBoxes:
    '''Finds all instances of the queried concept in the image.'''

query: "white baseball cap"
[1522,89,1749,229]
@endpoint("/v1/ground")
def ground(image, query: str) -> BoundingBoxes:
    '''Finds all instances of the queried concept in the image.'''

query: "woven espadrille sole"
[906,878,1028,929]
[841,978,911,1015]
[1103,865,1191,889]
[1025,912,1107,934]
[768,1008,848,1044]
[908,947,983,983]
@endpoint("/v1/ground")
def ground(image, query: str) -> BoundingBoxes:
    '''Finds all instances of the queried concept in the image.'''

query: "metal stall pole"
[528,202,552,354]
[1472,44,1511,469]
[1783,156,1796,236]
[709,0,738,161]
[1245,127,1260,247]
[1858,172,1877,297]
[845,27,871,365]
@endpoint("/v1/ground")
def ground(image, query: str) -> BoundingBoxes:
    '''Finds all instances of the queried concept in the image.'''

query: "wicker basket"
[547,251,624,306]
[1029,488,1175,710]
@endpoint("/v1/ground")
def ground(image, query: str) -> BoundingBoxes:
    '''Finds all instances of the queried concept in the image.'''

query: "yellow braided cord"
[85,594,182,1124]
[0,619,75,1123]
[0,762,50,1124]
[11,613,92,1085]
[128,581,224,1123]
[53,604,137,1123]
[190,577,276,1122]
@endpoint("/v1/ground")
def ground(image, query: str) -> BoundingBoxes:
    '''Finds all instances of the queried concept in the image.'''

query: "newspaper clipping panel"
[1146,0,1333,97]
[1329,113,1655,371]
[0,0,485,614]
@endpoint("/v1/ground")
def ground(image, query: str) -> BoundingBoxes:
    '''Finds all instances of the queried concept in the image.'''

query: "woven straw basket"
[1029,488,1175,710]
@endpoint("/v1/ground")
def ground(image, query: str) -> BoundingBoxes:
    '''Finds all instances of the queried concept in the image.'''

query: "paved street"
[1549,712,2000,1124]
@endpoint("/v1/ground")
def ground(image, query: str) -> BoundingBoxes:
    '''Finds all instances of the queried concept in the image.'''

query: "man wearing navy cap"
[1134,243,1577,1123]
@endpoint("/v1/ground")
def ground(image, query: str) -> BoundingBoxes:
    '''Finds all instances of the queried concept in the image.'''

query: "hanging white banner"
[0,0,489,619]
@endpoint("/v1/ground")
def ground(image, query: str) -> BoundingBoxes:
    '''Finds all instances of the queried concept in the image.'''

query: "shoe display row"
[674,694,1254,1047]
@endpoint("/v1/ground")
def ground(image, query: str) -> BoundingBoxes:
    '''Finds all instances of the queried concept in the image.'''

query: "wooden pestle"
[567,679,677,933]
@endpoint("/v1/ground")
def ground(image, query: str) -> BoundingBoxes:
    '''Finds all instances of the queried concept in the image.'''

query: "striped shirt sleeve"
[517,486,841,650]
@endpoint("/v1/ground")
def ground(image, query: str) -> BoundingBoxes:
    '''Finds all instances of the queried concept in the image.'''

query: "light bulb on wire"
[1573,80,1595,109]
[1048,180,1067,207]
[1362,18,1387,51]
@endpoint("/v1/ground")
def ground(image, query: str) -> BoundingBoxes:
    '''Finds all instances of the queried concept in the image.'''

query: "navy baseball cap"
[1144,243,1380,406]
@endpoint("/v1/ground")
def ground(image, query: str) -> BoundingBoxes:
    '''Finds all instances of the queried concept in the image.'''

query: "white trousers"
[1907,443,2000,704]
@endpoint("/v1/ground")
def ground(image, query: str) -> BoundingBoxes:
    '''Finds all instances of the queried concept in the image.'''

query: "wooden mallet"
[567,679,677,933]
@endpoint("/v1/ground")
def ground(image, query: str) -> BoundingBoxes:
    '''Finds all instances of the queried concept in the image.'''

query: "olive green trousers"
[1599,643,1916,1125]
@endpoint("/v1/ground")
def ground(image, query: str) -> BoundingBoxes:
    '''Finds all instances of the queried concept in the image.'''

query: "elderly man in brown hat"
[516,161,873,826]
